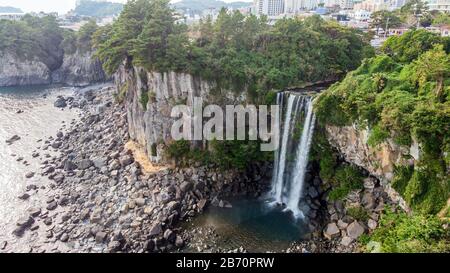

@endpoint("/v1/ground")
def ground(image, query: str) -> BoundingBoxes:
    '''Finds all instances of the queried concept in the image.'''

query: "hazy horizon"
[0,0,253,15]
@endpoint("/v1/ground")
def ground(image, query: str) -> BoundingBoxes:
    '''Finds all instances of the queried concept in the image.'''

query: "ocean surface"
[0,85,80,251]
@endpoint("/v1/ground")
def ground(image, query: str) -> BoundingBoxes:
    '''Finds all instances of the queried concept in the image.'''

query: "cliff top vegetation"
[315,29,450,215]
[0,15,99,69]
[93,0,374,101]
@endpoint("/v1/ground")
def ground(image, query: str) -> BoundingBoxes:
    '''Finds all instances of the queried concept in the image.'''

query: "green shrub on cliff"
[328,165,364,201]
[165,139,270,170]
[367,208,449,253]
[140,89,149,110]
[93,0,373,100]
[315,30,450,214]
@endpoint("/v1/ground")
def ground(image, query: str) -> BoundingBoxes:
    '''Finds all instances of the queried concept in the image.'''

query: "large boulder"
[54,97,67,108]
[346,221,365,239]
[324,222,340,240]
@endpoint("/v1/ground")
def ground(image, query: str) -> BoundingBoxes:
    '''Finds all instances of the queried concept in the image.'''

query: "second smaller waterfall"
[270,92,316,218]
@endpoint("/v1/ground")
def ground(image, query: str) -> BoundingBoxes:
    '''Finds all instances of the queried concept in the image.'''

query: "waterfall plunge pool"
[181,197,311,253]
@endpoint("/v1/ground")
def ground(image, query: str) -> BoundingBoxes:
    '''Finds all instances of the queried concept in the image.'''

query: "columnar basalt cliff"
[0,51,107,87]
[116,64,244,163]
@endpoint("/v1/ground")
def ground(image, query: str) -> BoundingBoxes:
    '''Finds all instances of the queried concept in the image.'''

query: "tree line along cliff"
[93,0,374,103]
[0,16,106,86]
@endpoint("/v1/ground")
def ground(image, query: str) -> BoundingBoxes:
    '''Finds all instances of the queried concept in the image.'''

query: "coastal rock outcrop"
[52,51,107,87]
[0,51,107,87]
[0,53,51,86]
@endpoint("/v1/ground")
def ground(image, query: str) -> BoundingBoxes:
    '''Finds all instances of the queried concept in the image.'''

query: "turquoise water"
[184,198,310,252]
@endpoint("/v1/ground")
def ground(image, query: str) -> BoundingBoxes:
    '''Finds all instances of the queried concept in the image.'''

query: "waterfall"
[270,92,316,218]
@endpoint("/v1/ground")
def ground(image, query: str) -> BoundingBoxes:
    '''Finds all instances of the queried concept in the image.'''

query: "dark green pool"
[183,198,310,253]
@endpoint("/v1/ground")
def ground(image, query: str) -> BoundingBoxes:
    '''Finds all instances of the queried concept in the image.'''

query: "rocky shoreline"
[1,84,401,253]
[3,86,272,253]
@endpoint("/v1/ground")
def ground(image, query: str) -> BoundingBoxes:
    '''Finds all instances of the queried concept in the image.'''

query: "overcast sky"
[0,0,251,14]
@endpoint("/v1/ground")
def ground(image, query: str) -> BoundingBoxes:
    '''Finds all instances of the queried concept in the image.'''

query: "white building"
[353,0,405,12]
[0,12,25,21]
[425,0,450,12]
[254,0,285,16]
[352,9,372,20]
[285,0,318,12]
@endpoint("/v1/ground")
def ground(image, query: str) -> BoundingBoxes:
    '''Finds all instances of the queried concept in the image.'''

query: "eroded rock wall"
[0,51,107,87]
[0,53,52,86]
[325,124,414,211]
[52,51,107,87]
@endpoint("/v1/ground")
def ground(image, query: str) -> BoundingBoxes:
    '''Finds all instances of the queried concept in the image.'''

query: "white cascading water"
[286,99,316,217]
[270,92,316,218]
[272,94,295,203]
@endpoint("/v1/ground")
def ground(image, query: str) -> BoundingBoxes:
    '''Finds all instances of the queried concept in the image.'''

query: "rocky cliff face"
[0,51,107,87]
[52,51,107,87]
[0,53,52,86]
[116,65,243,163]
[325,125,414,211]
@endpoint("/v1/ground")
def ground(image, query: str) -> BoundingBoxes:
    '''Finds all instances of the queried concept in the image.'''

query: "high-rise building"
[285,0,319,12]
[425,0,450,12]
[353,0,404,12]
[254,0,285,16]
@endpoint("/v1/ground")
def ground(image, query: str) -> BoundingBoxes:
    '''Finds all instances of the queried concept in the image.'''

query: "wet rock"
[6,135,20,145]
[28,208,41,218]
[18,193,30,200]
[308,187,319,199]
[13,216,34,236]
[60,233,69,242]
[46,201,58,211]
[16,216,34,228]
[43,166,55,175]
[51,141,62,149]
[43,217,52,226]
[54,97,67,108]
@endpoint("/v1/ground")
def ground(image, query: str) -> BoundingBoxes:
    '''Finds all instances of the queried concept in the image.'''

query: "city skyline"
[0,0,253,15]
